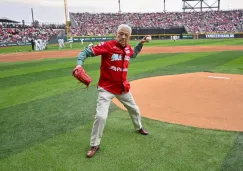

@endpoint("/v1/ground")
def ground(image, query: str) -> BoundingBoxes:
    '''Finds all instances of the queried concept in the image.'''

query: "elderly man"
[74,24,151,158]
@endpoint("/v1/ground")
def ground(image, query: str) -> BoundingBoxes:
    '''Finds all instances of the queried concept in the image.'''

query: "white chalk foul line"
[208,76,231,80]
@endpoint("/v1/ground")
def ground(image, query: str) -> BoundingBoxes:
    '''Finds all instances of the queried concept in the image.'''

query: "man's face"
[116,27,131,47]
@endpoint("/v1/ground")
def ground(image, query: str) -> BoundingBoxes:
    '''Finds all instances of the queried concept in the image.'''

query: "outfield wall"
[1,33,243,47]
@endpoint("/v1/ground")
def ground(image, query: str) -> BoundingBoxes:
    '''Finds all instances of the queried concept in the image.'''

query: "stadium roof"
[0,17,20,23]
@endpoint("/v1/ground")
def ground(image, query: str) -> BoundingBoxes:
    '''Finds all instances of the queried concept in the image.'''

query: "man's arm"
[130,35,151,58]
[77,47,95,66]
[131,42,143,58]
[77,42,108,66]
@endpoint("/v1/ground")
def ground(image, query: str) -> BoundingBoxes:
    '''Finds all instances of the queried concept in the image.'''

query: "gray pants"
[90,87,142,146]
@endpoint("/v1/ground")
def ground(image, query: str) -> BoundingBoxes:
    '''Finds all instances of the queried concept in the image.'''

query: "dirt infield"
[113,72,243,132]
[1,45,243,62]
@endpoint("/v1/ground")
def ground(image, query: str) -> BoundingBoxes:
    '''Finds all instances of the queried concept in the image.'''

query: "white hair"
[117,24,132,34]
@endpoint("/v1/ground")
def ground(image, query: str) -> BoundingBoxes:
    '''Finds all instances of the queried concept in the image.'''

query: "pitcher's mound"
[113,72,243,131]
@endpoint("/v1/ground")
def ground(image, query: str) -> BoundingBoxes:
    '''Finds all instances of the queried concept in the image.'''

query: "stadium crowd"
[70,10,243,36]
[0,23,63,43]
[1,10,243,42]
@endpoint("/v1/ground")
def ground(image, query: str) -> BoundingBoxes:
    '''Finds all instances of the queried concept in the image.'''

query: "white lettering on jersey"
[124,56,130,61]
[125,50,130,54]
[111,54,130,62]
[109,66,128,72]
[111,54,122,61]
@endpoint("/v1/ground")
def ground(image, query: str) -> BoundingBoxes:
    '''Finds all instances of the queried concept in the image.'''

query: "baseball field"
[0,39,243,171]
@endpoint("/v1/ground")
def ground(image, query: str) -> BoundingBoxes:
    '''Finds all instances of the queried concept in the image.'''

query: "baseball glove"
[72,66,92,88]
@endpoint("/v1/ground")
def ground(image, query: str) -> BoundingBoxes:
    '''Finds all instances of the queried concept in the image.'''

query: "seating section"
[70,10,243,36]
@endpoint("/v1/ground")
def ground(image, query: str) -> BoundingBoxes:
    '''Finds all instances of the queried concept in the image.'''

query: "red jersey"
[91,40,134,94]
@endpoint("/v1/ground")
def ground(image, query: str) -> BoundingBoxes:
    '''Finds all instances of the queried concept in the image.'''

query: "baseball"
[146,36,152,41]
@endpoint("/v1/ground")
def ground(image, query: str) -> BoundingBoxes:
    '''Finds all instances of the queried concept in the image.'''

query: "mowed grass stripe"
[161,51,243,73]
[0,86,99,158]
[0,57,73,69]
[0,51,171,78]
[213,55,243,74]
[0,52,211,109]
[187,39,236,46]
[0,66,74,88]
[234,41,243,45]
[0,70,97,110]
[129,51,242,80]
[0,108,237,171]
[0,58,75,72]
[220,133,243,171]
[0,55,99,72]
[0,58,102,89]
[0,62,74,78]
[0,46,32,54]
[0,53,171,80]
[129,52,214,75]
[220,38,243,45]
[0,52,176,77]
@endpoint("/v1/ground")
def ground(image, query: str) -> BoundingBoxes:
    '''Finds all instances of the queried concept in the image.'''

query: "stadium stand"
[1,10,243,42]
[69,10,243,36]
[0,23,65,43]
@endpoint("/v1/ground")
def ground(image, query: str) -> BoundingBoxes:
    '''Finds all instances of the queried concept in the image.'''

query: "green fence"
[1,33,243,47]
[0,42,32,47]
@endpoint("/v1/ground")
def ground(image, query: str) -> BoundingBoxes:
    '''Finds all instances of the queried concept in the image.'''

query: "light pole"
[64,0,69,37]
[118,0,121,13]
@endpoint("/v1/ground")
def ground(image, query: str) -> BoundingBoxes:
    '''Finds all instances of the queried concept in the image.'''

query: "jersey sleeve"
[91,42,109,56]
[77,47,95,65]
[131,42,143,58]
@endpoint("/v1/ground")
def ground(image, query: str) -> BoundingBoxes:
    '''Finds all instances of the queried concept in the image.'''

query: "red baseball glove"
[72,65,92,88]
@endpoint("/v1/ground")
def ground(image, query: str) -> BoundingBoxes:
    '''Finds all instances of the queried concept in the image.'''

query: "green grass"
[1,38,243,54]
[213,56,243,74]
[0,46,32,54]
[0,48,243,171]
[0,110,237,171]
[220,133,243,171]
[0,87,98,158]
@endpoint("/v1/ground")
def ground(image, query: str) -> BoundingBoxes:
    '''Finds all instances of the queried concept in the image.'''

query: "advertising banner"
[72,37,115,42]
[182,35,193,39]
[205,34,234,38]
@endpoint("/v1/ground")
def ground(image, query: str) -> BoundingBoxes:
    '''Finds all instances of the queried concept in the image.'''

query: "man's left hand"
[140,35,152,44]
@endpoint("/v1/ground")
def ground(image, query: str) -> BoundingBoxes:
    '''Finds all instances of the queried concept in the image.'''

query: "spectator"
[69,10,243,36]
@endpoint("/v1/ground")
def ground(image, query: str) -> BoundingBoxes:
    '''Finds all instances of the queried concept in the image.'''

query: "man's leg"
[116,91,143,131]
[87,87,115,158]
[90,87,115,147]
